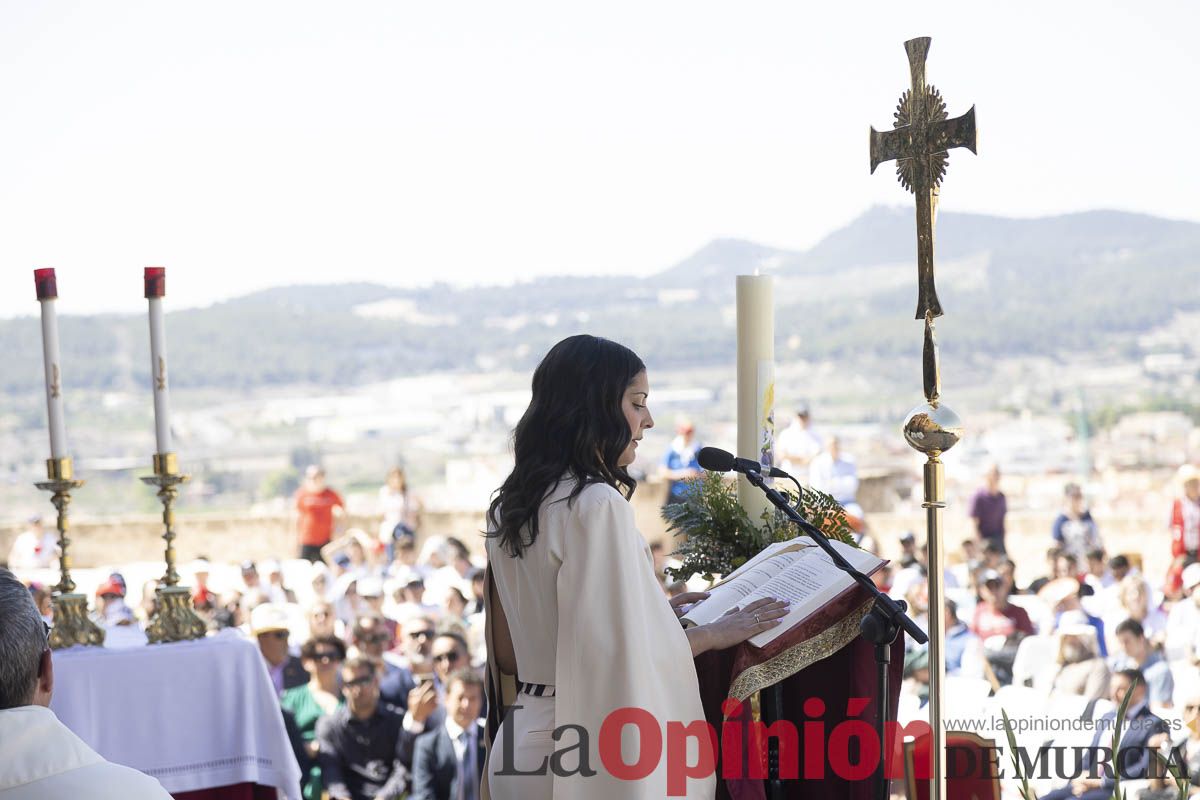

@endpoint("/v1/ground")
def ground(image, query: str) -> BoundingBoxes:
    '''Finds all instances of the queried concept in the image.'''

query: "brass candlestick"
[36,457,105,649]
[140,452,206,643]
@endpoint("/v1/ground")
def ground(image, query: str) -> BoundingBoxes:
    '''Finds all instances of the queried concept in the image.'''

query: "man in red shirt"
[971,569,1035,640]
[971,568,1036,685]
[295,465,345,562]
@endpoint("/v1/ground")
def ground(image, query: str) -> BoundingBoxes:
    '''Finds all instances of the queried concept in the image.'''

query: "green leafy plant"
[1000,708,1037,800]
[662,471,857,582]
[1109,676,1137,800]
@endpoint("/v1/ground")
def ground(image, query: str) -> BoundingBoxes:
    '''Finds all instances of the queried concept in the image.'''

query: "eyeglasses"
[433,651,462,664]
[344,675,374,688]
[408,630,434,640]
[314,651,341,663]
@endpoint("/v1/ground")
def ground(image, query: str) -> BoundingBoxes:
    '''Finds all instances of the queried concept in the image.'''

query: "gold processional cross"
[870,36,976,322]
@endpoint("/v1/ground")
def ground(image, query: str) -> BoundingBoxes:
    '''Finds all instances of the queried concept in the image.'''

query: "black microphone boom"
[696,446,735,472]
[697,446,789,479]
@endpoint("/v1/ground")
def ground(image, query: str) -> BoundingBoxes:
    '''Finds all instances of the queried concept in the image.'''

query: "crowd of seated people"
[7,461,1200,799]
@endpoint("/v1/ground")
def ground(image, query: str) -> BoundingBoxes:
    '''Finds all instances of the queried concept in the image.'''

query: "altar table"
[50,631,302,800]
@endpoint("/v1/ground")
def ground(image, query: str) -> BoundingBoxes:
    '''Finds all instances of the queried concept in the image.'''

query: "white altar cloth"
[49,631,301,799]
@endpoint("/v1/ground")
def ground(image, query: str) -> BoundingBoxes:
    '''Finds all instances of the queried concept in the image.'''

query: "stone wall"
[1,481,1169,590]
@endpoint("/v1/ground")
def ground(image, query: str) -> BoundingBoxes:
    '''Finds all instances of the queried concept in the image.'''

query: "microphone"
[697,447,790,479]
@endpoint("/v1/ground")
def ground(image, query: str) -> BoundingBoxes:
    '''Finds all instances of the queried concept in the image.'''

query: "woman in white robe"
[481,335,787,800]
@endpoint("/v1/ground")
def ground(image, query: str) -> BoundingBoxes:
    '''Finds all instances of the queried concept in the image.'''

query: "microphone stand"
[742,468,927,800]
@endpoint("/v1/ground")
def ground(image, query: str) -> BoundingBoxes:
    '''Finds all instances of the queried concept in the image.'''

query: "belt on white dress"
[516,680,556,697]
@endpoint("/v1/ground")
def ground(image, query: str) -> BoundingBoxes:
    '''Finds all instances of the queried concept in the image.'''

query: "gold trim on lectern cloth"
[727,599,873,705]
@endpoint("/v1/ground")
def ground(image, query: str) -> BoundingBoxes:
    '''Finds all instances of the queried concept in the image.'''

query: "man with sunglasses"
[0,568,171,799]
[430,632,470,690]
[409,631,471,731]
[352,615,410,709]
[316,657,409,800]
[369,617,437,727]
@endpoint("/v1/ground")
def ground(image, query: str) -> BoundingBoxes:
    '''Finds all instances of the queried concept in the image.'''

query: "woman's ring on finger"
[754,614,760,623]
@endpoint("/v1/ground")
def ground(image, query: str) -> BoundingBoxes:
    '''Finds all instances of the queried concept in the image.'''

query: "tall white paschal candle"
[34,269,68,459]
[145,267,172,454]
[735,274,775,525]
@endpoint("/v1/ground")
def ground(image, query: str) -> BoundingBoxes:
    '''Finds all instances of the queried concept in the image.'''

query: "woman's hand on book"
[669,591,711,618]
[690,597,789,654]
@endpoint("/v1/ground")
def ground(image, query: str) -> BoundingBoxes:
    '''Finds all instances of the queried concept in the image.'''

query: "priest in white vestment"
[0,568,172,800]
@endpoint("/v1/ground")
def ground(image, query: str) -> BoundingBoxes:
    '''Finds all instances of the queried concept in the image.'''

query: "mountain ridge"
[1,205,1196,394]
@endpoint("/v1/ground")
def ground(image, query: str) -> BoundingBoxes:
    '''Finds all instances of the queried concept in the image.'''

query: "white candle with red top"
[34,269,68,460]
[145,267,172,454]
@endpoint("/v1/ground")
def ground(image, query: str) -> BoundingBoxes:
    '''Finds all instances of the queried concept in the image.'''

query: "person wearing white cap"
[1167,464,1200,599]
[1039,577,1109,658]
[251,603,305,696]
[1049,620,1111,701]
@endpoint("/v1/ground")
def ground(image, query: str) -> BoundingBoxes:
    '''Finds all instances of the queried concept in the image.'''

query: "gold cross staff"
[870,37,977,319]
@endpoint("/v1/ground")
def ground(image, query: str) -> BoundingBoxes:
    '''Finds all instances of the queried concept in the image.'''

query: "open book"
[679,536,885,648]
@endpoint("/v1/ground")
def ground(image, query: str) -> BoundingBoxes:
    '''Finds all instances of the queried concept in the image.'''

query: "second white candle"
[146,268,172,455]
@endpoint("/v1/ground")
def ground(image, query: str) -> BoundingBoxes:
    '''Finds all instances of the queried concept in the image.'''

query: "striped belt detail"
[516,680,556,698]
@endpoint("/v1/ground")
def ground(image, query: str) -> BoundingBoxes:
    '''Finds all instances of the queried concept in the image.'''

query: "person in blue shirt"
[660,419,702,507]
[944,598,985,678]
[1112,619,1174,707]
[1051,483,1102,562]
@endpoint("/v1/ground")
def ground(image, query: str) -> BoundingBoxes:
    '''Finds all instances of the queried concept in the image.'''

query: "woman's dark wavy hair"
[486,335,645,558]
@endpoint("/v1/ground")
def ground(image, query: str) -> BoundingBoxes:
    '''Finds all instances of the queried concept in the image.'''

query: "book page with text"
[744,542,883,647]
[680,546,812,628]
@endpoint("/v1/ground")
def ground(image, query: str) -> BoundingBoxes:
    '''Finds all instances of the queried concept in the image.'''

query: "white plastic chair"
[1046,692,1090,721]
[989,685,1056,766]
[1006,593,1050,632]
[896,690,929,727]
[945,675,993,710]
[1011,634,1057,687]
[1089,697,1116,720]
[992,684,1044,721]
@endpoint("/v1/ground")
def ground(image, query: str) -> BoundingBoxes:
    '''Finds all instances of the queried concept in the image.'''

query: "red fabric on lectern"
[695,623,904,799]
[172,782,276,800]
[905,732,1002,800]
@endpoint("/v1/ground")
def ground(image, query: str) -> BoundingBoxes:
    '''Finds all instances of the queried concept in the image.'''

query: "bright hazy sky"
[1,1,1197,318]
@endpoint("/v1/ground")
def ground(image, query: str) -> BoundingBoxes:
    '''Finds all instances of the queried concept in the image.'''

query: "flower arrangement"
[662,470,858,583]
